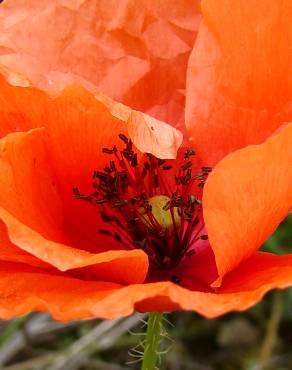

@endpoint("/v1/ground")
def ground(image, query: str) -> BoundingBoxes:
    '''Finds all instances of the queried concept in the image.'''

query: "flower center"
[73,134,211,278]
[140,195,180,230]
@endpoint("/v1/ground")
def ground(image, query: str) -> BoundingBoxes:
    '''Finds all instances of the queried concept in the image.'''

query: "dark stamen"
[73,134,212,280]
[102,148,114,155]
[99,229,112,236]
[118,134,129,144]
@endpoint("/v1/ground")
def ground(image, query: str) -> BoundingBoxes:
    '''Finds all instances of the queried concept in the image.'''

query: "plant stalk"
[259,291,283,369]
[141,312,163,370]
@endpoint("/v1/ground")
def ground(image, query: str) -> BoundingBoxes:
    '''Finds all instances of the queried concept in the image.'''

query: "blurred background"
[0,215,291,370]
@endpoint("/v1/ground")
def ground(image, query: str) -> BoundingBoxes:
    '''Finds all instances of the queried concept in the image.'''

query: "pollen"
[73,134,212,278]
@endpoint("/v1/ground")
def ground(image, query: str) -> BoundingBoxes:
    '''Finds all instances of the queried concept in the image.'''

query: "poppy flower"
[0,0,291,322]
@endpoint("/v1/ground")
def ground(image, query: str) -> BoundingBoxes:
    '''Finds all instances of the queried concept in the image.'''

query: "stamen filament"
[73,134,212,279]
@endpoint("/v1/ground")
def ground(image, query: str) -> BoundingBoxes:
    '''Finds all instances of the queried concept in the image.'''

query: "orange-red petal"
[92,252,292,317]
[0,0,201,129]
[43,85,181,251]
[0,80,183,285]
[2,252,292,320]
[0,262,123,321]
[0,128,148,285]
[203,123,292,285]
[186,0,292,165]
[220,252,292,295]
[0,129,65,240]
[0,220,51,269]
[0,74,45,138]
[0,206,149,285]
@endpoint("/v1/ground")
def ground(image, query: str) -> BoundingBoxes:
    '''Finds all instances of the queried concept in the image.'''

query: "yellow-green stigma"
[140,195,180,230]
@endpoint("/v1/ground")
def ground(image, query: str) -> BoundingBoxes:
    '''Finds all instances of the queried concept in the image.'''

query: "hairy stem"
[141,312,163,370]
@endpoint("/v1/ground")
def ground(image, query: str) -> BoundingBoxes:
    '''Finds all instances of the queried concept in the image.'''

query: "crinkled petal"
[203,123,292,285]
[95,93,183,159]
[0,0,201,129]
[127,110,182,159]
[186,0,292,165]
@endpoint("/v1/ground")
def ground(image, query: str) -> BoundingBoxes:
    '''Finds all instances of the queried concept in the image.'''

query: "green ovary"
[141,195,180,229]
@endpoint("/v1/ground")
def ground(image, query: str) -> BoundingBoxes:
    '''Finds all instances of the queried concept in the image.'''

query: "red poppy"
[0,0,291,321]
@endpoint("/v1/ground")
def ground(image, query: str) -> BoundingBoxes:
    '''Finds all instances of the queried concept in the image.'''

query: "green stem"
[141,312,163,370]
[259,291,283,370]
